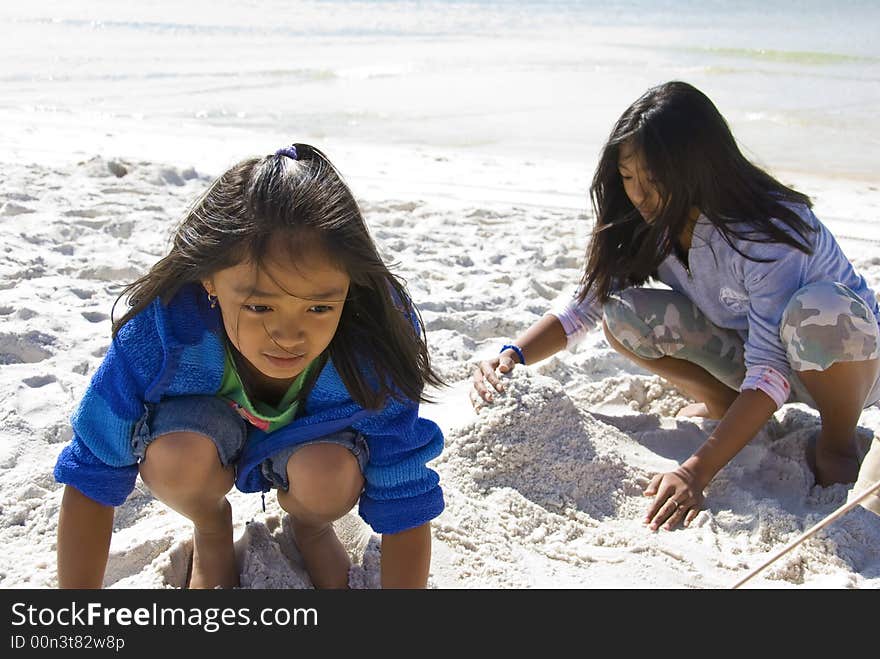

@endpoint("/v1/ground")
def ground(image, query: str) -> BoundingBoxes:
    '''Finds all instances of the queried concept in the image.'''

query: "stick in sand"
[731,476,880,589]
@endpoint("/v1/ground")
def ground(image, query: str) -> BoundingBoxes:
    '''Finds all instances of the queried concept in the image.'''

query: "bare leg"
[796,358,880,486]
[277,443,363,589]
[139,432,238,589]
[290,520,352,589]
[57,485,114,588]
[603,321,739,419]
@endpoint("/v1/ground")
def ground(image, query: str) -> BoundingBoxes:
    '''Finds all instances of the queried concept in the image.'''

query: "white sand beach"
[1,146,878,589]
[1,1,879,590]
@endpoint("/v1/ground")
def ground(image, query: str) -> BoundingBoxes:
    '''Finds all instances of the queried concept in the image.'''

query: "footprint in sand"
[105,220,133,239]
[149,166,196,187]
[5,192,37,202]
[22,374,56,388]
[106,160,128,178]
[105,534,176,587]
[63,208,107,219]
[70,288,95,300]
[529,278,560,300]
[0,331,54,364]
[77,265,143,282]
[1,202,35,216]
[423,313,522,341]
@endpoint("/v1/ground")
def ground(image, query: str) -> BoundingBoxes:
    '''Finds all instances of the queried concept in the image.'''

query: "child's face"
[203,245,350,384]
[618,142,662,223]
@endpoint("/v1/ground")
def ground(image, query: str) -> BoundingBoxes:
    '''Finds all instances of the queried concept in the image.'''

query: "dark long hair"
[113,143,443,408]
[583,80,815,303]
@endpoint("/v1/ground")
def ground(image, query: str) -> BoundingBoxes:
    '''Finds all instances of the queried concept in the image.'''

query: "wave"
[0,68,338,85]
[21,16,459,39]
[687,45,877,66]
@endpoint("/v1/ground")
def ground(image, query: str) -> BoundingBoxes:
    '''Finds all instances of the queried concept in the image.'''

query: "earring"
[207,293,218,309]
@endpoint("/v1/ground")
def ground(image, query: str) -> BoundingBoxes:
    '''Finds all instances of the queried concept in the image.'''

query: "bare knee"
[797,358,880,415]
[139,432,233,501]
[277,443,363,522]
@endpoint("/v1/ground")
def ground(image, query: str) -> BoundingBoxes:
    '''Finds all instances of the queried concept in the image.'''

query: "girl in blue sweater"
[55,143,445,589]
[472,81,880,532]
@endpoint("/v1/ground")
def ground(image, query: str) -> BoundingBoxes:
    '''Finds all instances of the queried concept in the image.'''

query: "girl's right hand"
[470,350,520,410]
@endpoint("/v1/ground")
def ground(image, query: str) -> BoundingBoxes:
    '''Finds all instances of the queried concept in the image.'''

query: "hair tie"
[275,144,299,160]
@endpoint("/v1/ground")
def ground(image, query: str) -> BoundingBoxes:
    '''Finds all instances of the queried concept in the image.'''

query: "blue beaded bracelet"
[500,344,526,365]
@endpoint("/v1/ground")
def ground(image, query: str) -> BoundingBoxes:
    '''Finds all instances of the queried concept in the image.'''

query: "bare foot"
[292,519,351,589]
[676,402,714,418]
[806,434,861,487]
[189,500,238,589]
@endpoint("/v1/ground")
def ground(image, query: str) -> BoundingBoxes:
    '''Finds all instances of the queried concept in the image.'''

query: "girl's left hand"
[643,468,704,531]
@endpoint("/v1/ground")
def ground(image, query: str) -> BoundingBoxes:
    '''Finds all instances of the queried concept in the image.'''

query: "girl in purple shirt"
[472,81,880,531]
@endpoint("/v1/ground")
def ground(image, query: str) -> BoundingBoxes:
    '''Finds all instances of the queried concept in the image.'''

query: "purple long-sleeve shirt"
[551,203,880,408]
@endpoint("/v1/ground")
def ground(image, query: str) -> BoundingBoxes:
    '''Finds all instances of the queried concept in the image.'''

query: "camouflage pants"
[603,281,880,408]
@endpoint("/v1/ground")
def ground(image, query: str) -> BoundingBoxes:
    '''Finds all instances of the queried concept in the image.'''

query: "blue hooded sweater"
[53,283,445,535]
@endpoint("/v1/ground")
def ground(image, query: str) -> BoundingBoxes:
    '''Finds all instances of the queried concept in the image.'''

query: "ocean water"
[1,0,878,179]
